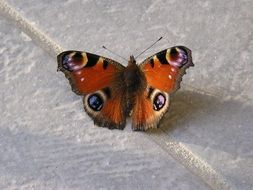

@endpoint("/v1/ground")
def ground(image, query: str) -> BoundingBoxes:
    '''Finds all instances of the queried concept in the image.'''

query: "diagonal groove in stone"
[0,0,64,57]
[147,129,231,190]
[0,1,232,189]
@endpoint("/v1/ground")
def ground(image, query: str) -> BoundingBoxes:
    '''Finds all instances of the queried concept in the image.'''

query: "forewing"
[140,46,193,93]
[57,51,125,95]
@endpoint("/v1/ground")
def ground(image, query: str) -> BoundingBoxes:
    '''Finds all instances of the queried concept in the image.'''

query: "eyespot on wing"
[166,47,189,68]
[61,51,88,71]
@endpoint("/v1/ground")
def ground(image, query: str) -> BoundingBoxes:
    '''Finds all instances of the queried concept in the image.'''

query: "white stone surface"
[1,0,253,189]
[0,17,209,190]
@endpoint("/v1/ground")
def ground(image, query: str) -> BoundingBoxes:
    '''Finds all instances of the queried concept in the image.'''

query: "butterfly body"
[57,46,193,131]
[124,56,147,93]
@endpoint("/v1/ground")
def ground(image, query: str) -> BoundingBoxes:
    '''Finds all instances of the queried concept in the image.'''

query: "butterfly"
[57,46,193,131]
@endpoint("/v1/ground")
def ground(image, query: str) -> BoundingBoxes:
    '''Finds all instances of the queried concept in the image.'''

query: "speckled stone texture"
[1,0,253,189]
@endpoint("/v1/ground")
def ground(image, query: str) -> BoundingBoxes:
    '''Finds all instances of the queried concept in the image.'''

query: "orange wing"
[132,46,194,131]
[57,51,126,129]
[57,51,125,95]
[131,88,170,131]
[140,46,193,93]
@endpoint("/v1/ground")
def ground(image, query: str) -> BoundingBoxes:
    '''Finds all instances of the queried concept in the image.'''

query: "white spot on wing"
[76,71,82,75]
[168,75,172,79]
[81,77,85,81]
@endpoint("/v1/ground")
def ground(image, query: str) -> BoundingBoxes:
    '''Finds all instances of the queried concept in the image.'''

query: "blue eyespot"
[88,94,103,111]
[153,93,166,111]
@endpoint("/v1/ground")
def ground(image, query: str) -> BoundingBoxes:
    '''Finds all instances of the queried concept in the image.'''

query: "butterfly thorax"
[124,55,147,94]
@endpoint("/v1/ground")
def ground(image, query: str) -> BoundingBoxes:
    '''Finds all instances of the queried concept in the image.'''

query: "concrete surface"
[0,0,252,189]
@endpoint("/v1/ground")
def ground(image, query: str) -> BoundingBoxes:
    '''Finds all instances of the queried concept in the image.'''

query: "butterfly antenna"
[135,36,163,59]
[102,46,128,61]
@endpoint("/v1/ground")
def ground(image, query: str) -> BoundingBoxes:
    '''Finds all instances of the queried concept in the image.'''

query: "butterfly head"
[128,55,137,67]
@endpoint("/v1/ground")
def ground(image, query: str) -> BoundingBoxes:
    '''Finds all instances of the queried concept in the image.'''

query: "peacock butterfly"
[57,46,193,131]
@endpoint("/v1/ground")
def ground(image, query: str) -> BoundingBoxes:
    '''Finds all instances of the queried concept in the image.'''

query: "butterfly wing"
[131,87,170,131]
[57,51,127,129]
[132,46,193,131]
[140,46,193,93]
